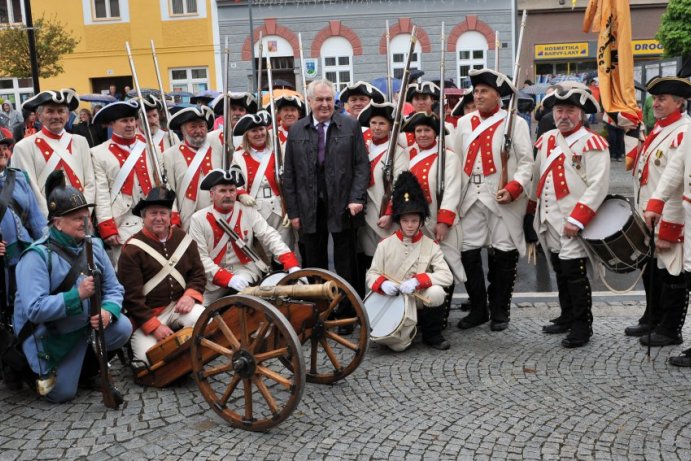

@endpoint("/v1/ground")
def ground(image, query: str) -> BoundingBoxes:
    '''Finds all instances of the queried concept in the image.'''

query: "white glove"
[381,280,400,296]
[288,266,308,284]
[228,275,251,292]
[237,193,256,207]
[399,278,419,295]
[288,266,301,274]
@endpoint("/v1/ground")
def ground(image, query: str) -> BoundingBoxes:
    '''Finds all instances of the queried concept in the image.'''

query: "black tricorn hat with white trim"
[469,69,516,97]
[646,76,691,99]
[168,105,215,131]
[401,111,449,135]
[132,186,176,217]
[210,92,258,116]
[451,89,475,117]
[92,100,140,125]
[391,171,430,222]
[232,111,272,137]
[23,88,80,112]
[339,81,386,104]
[542,82,600,114]
[141,94,164,111]
[200,166,246,190]
[273,94,306,116]
[405,81,441,102]
[357,101,396,127]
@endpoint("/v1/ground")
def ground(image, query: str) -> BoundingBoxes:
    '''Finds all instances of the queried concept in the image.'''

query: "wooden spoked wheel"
[278,268,369,384]
[191,295,305,432]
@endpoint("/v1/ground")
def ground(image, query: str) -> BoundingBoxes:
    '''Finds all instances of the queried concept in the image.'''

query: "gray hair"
[306,79,335,99]
[672,95,688,111]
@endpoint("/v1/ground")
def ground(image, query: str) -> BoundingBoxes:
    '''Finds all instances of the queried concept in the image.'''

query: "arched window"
[390,34,422,79]
[254,35,296,90]
[321,37,353,92]
[456,31,488,88]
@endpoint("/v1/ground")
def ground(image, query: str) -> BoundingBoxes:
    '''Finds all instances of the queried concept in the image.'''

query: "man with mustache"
[139,95,179,155]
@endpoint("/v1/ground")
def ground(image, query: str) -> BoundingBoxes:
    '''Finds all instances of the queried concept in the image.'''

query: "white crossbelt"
[540,128,590,176]
[110,140,147,202]
[462,110,507,153]
[37,132,78,189]
[409,147,437,170]
[249,150,274,199]
[152,130,165,150]
[127,233,194,296]
[210,204,242,261]
[178,142,211,200]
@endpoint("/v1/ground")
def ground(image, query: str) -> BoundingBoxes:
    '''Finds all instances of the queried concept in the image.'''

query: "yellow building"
[32,0,221,104]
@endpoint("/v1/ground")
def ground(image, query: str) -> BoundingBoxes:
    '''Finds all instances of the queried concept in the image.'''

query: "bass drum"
[581,195,651,273]
[260,271,288,286]
[363,292,417,352]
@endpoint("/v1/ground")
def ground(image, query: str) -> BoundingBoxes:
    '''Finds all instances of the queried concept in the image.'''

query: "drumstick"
[383,274,432,305]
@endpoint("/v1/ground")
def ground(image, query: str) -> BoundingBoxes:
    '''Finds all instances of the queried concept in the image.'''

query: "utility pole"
[23,0,40,93]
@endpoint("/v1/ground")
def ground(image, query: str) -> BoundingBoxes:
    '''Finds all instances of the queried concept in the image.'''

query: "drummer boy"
[366,171,453,351]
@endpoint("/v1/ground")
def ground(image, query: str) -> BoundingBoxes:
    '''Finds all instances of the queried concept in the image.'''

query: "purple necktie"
[317,122,326,164]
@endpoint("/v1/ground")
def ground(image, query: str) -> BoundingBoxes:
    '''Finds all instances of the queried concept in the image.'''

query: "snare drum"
[363,292,417,351]
[260,271,288,286]
[581,195,651,273]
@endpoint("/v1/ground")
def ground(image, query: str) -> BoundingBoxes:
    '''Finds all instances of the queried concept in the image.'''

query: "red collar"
[111,133,137,146]
[213,204,234,214]
[559,123,583,137]
[417,140,437,151]
[395,229,423,243]
[372,136,389,146]
[656,110,683,129]
[41,127,63,140]
[479,104,500,119]
[250,143,267,151]
[142,226,172,241]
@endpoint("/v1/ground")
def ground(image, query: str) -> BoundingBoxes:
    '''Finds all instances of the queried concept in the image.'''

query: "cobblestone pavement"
[2,300,690,461]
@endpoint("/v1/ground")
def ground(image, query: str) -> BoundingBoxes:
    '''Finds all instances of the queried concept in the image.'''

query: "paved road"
[2,301,690,461]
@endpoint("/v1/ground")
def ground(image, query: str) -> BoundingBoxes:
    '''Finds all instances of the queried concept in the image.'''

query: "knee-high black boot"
[458,249,489,329]
[625,260,663,336]
[543,252,572,334]
[641,269,687,346]
[487,249,519,331]
[561,258,592,348]
[440,282,455,330]
[420,306,450,350]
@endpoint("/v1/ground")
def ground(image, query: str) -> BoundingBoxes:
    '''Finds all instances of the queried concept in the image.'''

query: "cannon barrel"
[242,281,338,301]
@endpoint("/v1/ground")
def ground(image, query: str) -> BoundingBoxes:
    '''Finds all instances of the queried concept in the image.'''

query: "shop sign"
[535,43,589,60]
[632,39,664,56]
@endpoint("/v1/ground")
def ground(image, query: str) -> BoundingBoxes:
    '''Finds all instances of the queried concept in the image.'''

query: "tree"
[0,14,80,79]
[657,0,691,58]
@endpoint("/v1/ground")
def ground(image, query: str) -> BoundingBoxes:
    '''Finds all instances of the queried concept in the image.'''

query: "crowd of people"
[0,68,690,404]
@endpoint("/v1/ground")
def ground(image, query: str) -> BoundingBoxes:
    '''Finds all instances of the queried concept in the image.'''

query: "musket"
[385,20,392,102]
[150,40,176,148]
[264,46,289,226]
[125,41,167,188]
[495,31,500,71]
[84,218,124,409]
[222,36,234,172]
[298,33,309,116]
[215,215,270,274]
[498,10,527,190]
[379,27,417,217]
[256,32,264,111]
[436,22,446,208]
[0,232,7,328]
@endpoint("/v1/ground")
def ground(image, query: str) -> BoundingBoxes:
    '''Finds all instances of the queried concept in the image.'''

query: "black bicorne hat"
[200,166,246,190]
[391,171,430,222]
[132,186,176,217]
[45,170,94,220]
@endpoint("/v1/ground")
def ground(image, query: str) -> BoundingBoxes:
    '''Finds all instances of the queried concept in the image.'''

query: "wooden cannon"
[132,268,369,431]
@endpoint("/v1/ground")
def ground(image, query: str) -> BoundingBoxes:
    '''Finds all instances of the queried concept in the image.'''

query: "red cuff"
[171,211,181,227]
[97,218,118,239]
[646,198,665,215]
[372,275,387,294]
[504,180,524,200]
[658,220,684,243]
[277,252,299,269]
[569,202,596,227]
[527,200,537,215]
[237,188,249,196]
[141,316,162,335]
[437,209,456,226]
[212,268,233,287]
[414,273,432,290]
[183,288,203,304]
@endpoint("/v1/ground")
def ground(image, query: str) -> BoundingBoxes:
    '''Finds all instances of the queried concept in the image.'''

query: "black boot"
[640,270,687,347]
[543,252,572,334]
[625,261,663,336]
[458,249,489,329]
[561,258,592,348]
[439,282,454,330]
[487,249,518,331]
[420,306,450,350]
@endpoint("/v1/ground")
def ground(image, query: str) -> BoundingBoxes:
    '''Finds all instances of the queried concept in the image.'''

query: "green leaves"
[657,0,691,57]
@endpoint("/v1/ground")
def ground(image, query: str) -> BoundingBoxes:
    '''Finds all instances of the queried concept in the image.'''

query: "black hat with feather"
[45,170,94,220]
[391,171,429,223]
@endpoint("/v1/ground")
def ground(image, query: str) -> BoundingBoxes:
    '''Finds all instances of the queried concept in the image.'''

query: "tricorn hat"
[141,94,164,112]
[132,186,176,217]
[233,111,271,137]
[93,100,140,125]
[45,170,94,220]
[168,105,215,131]
[405,81,441,102]
[391,171,430,222]
[22,89,80,112]
[200,166,246,190]
[340,81,386,104]
[401,111,449,135]
[646,76,691,99]
[273,94,306,117]
[210,92,258,116]
[451,89,475,117]
[357,101,396,127]
[542,82,600,114]
[469,69,516,97]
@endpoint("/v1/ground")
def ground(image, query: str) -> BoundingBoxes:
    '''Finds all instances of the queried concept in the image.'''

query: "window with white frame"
[321,37,353,92]
[390,34,422,80]
[170,0,197,16]
[170,67,208,95]
[456,31,488,89]
[0,0,23,24]
[92,0,120,20]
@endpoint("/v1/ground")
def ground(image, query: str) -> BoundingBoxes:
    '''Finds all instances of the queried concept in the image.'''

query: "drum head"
[364,292,406,338]
[582,197,632,240]
[260,271,288,287]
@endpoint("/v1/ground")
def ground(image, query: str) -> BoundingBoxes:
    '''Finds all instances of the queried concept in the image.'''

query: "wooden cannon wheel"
[278,268,369,384]
[190,295,306,432]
